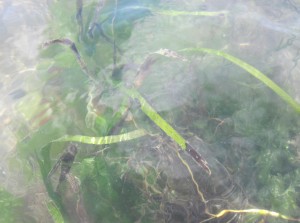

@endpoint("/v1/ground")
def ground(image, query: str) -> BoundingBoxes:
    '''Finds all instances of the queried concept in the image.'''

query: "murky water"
[0,0,300,222]
[0,0,48,189]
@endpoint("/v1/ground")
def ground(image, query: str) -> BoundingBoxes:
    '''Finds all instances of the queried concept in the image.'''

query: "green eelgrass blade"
[122,86,211,173]
[123,87,187,150]
[180,48,300,113]
[154,9,227,17]
[47,201,65,223]
[53,129,147,145]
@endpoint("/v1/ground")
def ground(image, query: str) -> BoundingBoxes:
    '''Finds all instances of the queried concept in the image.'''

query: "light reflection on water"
[0,0,300,222]
[0,0,49,200]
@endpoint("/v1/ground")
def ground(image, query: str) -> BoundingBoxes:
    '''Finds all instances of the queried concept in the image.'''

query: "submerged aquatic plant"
[0,188,23,223]
[15,0,300,222]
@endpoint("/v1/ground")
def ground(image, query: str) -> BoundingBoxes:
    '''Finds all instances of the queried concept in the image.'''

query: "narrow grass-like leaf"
[53,129,147,145]
[19,120,68,157]
[123,87,187,150]
[154,9,228,16]
[47,201,64,223]
[180,48,300,113]
[202,208,300,223]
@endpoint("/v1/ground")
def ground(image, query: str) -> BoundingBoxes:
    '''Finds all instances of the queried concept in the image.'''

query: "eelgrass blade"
[42,38,94,80]
[154,9,228,17]
[47,201,65,223]
[180,48,300,113]
[123,88,187,150]
[53,129,147,145]
[201,208,300,223]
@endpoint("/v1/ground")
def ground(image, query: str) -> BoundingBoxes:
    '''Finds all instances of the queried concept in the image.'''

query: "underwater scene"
[1,0,300,222]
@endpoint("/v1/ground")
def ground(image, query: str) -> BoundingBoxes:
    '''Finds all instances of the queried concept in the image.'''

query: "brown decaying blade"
[186,142,211,175]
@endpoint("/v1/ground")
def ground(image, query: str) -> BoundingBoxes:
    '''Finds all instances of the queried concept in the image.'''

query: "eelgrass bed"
[9,0,300,222]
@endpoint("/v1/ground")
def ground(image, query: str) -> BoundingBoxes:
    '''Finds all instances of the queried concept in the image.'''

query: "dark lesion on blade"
[43,38,81,61]
[186,142,211,175]
[86,0,106,39]
[47,143,78,184]
[47,144,90,223]
[42,38,92,79]
[58,144,78,183]
[76,0,84,38]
